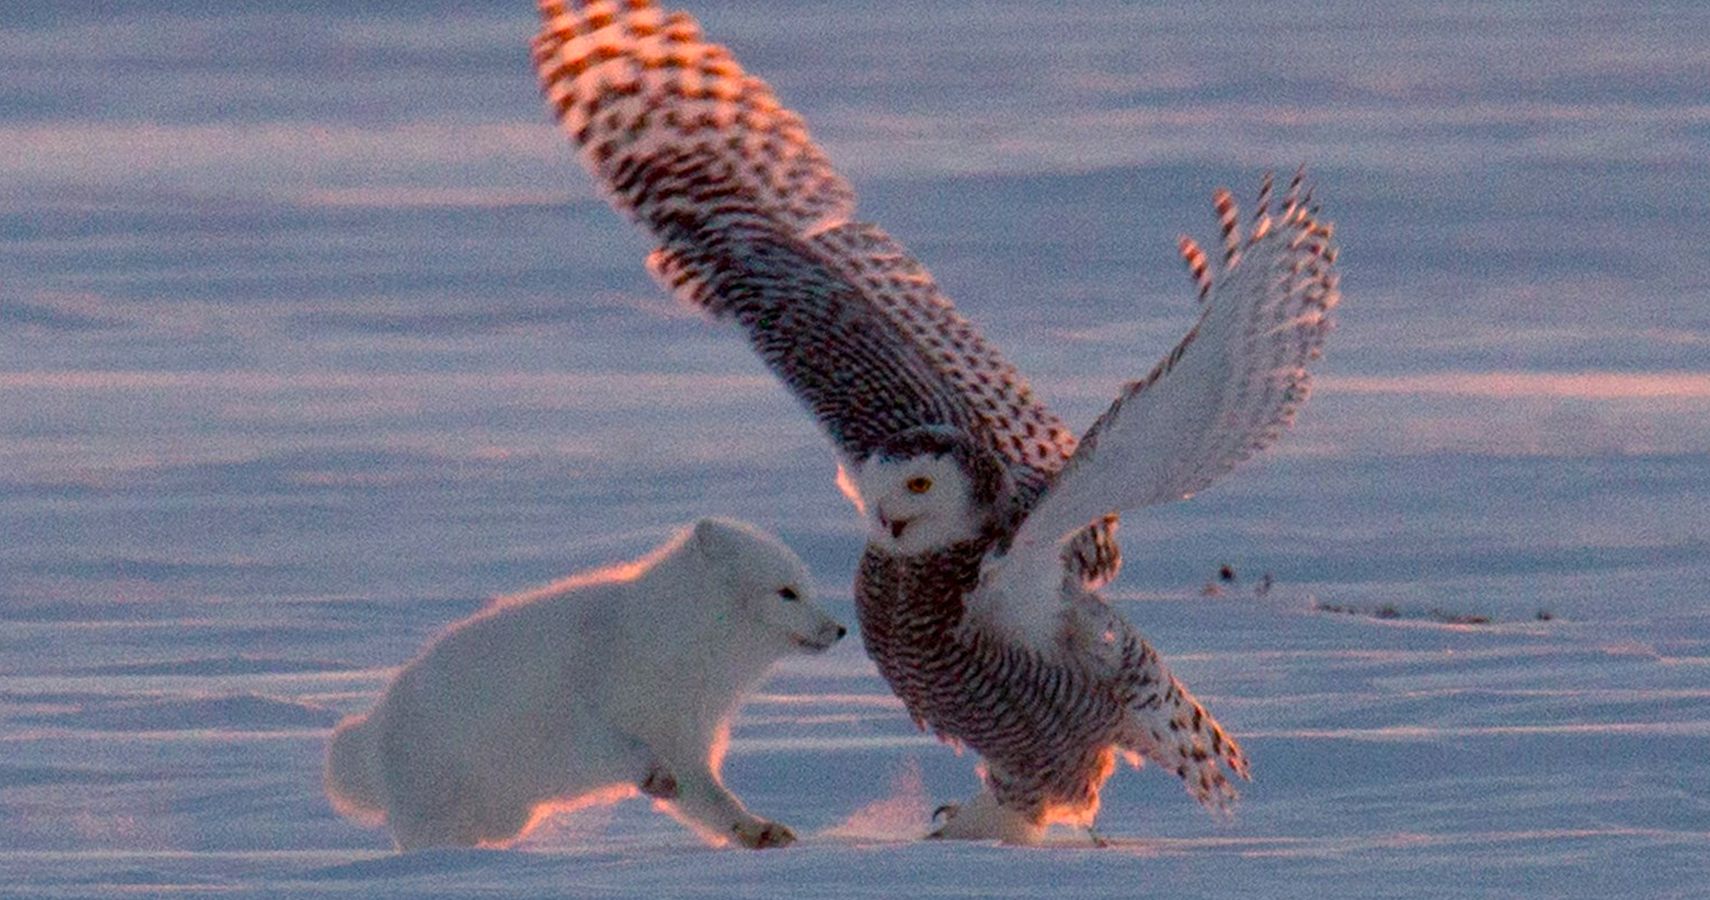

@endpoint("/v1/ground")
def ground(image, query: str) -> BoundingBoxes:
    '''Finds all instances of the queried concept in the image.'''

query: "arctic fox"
[324,518,846,851]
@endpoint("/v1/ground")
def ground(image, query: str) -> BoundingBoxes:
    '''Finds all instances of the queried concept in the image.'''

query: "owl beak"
[879,513,913,540]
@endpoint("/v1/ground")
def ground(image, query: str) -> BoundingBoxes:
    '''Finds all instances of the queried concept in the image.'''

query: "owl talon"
[925,790,1045,844]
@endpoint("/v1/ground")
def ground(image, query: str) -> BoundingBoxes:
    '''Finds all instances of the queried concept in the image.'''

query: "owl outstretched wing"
[532,0,1078,480]
[975,174,1340,649]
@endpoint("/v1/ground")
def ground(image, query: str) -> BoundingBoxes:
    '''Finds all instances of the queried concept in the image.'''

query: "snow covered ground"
[2,1,1707,896]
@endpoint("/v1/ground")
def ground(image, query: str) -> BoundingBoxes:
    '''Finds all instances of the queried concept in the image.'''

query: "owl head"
[852,426,1013,555]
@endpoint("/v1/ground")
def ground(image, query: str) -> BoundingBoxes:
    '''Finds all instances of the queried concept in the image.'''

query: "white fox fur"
[324,518,845,850]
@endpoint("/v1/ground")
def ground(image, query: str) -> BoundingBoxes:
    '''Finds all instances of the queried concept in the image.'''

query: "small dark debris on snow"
[1310,598,1496,626]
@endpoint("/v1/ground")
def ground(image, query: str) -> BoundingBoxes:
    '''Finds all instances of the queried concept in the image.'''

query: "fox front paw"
[732,819,796,850]
[639,765,678,800]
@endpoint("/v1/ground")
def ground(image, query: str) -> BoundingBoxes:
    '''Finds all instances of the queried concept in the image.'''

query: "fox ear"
[692,518,742,564]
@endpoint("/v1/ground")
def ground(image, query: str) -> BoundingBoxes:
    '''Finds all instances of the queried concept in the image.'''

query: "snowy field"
[3,1,1708,896]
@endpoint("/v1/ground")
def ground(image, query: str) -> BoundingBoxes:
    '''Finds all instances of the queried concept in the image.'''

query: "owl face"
[853,452,984,556]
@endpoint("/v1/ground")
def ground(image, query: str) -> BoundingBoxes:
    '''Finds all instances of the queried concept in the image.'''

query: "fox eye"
[906,476,933,495]
[777,587,800,601]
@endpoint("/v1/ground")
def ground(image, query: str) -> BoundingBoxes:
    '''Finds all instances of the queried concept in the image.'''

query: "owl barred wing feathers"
[976,177,1340,648]
[648,217,979,452]
[806,221,1080,483]
[533,0,854,235]
[1065,176,1338,512]
[533,0,1076,481]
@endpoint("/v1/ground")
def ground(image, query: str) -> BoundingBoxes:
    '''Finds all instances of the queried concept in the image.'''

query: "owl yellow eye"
[906,476,933,495]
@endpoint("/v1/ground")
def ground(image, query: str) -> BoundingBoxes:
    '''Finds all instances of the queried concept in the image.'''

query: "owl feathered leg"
[928,749,1115,845]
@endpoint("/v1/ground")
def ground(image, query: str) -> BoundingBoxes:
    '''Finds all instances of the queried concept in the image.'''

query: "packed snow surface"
[2,1,1706,896]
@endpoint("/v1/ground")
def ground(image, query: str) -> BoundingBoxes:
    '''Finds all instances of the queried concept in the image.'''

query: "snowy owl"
[532,0,1339,843]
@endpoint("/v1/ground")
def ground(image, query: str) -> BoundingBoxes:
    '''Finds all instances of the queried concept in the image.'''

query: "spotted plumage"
[533,0,1340,843]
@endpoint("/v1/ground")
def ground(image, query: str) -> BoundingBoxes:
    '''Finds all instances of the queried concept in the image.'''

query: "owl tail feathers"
[1118,673,1251,818]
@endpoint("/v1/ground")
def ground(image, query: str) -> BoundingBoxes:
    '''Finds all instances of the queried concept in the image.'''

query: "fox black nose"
[836,625,848,640]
